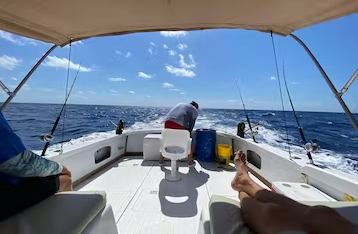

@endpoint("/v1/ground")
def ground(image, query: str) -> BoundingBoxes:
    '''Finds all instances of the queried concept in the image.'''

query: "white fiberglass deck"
[76,156,269,234]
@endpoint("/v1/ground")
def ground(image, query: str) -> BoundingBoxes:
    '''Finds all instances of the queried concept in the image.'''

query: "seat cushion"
[209,195,255,234]
[301,201,358,225]
[0,191,107,234]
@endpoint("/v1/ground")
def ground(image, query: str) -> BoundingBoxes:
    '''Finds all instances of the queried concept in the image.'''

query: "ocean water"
[3,103,358,175]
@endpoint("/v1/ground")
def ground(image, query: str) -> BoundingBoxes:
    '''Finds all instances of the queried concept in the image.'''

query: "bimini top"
[0,0,358,45]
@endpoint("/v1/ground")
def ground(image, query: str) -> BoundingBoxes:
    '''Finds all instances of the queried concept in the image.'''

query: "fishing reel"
[116,120,125,135]
[39,134,54,142]
[304,139,320,153]
[237,122,259,139]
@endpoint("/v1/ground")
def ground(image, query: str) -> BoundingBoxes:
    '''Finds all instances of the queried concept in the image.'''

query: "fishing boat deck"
[75,156,269,234]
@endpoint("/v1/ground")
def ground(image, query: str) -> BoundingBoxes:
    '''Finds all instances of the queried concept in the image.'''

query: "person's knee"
[59,174,72,192]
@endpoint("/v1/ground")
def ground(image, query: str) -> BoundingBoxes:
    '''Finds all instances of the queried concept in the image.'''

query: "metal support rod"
[290,34,358,132]
[0,80,12,95]
[339,67,358,96]
[1,44,58,111]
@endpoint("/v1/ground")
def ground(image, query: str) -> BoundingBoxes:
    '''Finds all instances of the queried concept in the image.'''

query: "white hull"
[3,129,357,234]
[45,129,358,202]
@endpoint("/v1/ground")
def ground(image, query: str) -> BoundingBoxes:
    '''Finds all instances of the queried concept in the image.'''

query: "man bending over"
[0,111,72,221]
[160,101,199,167]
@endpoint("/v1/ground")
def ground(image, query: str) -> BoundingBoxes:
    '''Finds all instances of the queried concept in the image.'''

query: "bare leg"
[232,151,309,210]
[239,191,251,200]
[188,142,194,162]
[187,141,196,167]
[159,153,165,164]
[231,151,264,197]
[58,174,72,192]
[232,151,356,234]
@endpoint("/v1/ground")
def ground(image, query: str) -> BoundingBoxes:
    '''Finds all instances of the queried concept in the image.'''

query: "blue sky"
[0,13,357,112]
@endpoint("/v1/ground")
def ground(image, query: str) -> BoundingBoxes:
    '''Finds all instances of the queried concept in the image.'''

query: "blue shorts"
[0,175,59,221]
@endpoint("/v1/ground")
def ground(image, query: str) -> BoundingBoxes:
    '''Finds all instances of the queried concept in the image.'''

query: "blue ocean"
[3,103,358,175]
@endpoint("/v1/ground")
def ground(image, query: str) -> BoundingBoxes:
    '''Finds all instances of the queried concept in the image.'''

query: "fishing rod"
[282,61,314,164]
[234,79,257,143]
[40,63,82,156]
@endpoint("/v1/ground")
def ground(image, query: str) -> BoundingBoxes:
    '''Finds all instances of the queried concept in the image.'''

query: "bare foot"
[231,151,252,192]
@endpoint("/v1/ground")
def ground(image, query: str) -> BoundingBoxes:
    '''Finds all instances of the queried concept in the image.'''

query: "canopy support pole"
[289,34,358,132]
[0,80,12,96]
[338,67,358,97]
[0,44,58,111]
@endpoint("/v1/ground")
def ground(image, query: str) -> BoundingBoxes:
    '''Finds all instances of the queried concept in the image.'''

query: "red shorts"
[164,120,185,130]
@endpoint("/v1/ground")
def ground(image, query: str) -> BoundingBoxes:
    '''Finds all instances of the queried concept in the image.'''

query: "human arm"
[185,111,197,133]
[0,150,64,177]
[188,116,197,133]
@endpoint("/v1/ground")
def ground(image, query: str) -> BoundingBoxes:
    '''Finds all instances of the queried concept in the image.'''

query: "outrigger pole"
[290,34,358,132]
[0,44,58,111]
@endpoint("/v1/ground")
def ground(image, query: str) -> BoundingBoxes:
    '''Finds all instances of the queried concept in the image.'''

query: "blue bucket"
[195,129,216,162]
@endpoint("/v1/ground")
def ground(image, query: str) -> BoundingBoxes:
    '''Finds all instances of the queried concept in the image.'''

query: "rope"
[270,32,292,159]
[60,40,72,153]
[282,60,314,164]
[234,79,257,143]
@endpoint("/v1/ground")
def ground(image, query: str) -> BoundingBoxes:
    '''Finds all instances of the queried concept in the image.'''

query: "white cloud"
[0,31,24,46]
[168,50,176,56]
[165,65,196,77]
[147,95,151,98]
[227,99,239,103]
[111,90,118,93]
[9,84,30,91]
[160,31,188,38]
[72,41,83,45]
[0,31,39,46]
[11,77,17,81]
[109,78,126,81]
[116,51,132,58]
[87,91,96,94]
[129,91,135,94]
[177,43,188,50]
[138,72,153,79]
[271,76,276,80]
[43,56,92,72]
[180,92,185,95]
[64,40,84,48]
[73,93,87,99]
[179,54,196,69]
[169,88,181,92]
[291,82,298,85]
[188,54,195,63]
[163,82,174,88]
[148,47,154,55]
[163,44,168,49]
[0,55,22,70]
[148,42,157,56]
[228,100,239,103]
[28,41,37,46]
[37,87,54,92]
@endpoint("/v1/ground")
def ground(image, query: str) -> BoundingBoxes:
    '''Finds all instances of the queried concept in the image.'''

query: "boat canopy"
[0,0,358,45]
